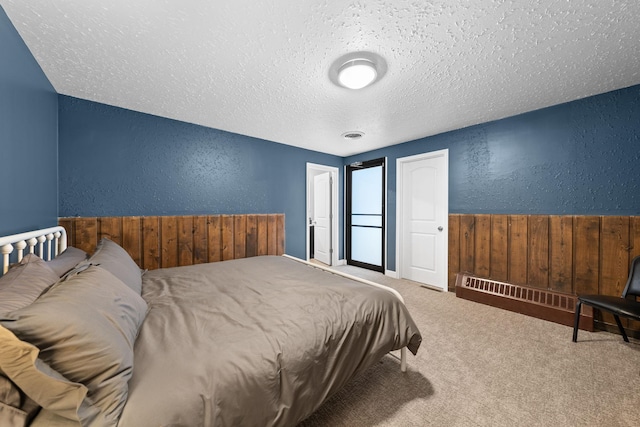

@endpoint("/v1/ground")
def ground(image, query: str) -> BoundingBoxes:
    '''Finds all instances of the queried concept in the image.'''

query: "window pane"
[351,226,382,266]
[351,166,382,215]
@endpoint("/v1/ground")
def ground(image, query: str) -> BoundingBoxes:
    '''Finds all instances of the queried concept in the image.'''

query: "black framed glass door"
[346,158,385,272]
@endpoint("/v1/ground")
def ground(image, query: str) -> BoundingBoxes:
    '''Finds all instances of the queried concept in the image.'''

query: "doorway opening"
[346,158,385,273]
[306,163,339,266]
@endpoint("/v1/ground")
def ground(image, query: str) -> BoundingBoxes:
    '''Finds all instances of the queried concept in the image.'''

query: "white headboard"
[0,226,68,275]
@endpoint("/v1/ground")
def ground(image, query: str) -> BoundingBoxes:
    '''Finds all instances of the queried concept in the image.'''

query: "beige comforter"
[117,256,422,427]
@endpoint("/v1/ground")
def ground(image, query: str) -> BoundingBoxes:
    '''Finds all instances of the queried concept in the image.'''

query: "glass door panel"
[351,226,382,266]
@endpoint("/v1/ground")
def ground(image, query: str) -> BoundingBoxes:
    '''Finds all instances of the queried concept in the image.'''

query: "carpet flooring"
[299,265,640,427]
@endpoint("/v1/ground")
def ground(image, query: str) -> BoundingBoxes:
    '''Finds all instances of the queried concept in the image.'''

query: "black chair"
[573,255,640,342]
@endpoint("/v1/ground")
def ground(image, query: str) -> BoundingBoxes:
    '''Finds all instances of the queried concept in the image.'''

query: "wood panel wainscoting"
[59,214,285,271]
[448,214,640,335]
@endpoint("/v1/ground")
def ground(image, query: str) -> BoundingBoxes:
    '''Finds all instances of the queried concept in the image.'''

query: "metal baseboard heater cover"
[455,272,594,331]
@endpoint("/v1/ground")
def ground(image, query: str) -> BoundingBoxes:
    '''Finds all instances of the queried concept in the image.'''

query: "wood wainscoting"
[448,214,640,334]
[59,214,285,271]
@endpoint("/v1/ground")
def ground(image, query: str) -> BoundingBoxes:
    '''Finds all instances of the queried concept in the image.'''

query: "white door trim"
[306,163,339,266]
[396,149,449,291]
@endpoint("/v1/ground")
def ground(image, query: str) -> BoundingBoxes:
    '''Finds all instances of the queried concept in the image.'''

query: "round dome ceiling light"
[329,51,387,90]
[338,59,377,90]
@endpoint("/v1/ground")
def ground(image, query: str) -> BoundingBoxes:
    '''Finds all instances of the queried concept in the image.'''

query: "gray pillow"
[46,247,88,277]
[0,254,59,316]
[0,325,102,426]
[0,266,147,426]
[85,238,142,294]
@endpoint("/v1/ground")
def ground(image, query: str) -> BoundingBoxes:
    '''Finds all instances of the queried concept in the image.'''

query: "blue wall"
[345,84,640,271]
[58,96,343,259]
[0,6,58,236]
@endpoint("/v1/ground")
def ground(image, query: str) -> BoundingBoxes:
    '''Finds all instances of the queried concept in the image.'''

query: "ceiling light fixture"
[338,59,377,90]
[329,51,387,90]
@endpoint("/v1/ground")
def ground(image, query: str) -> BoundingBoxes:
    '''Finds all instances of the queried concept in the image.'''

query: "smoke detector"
[342,131,364,140]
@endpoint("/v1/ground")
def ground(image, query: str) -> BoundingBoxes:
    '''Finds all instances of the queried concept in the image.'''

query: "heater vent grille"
[455,273,594,331]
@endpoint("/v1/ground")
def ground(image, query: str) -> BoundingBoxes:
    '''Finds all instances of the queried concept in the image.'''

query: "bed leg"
[400,347,407,372]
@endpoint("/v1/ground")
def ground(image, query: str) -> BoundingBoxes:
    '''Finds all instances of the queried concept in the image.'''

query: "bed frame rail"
[0,226,68,275]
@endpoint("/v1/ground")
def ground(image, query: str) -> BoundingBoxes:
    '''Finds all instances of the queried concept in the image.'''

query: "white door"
[313,172,331,265]
[398,150,448,291]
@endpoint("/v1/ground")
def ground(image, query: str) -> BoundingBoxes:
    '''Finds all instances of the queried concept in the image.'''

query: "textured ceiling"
[2,1,640,156]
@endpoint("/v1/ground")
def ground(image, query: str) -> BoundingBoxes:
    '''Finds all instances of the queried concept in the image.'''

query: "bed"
[0,225,422,427]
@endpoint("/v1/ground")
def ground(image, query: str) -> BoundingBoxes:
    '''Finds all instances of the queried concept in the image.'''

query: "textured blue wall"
[0,7,58,236]
[345,84,640,271]
[58,96,342,259]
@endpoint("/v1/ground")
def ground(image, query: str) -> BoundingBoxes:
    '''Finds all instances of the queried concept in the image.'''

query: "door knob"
[438,226,443,231]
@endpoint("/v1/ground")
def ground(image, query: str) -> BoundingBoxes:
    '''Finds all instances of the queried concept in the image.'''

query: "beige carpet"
[299,265,640,427]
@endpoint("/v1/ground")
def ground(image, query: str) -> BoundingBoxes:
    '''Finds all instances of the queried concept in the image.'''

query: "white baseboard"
[336,259,347,266]
[385,270,398,279]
